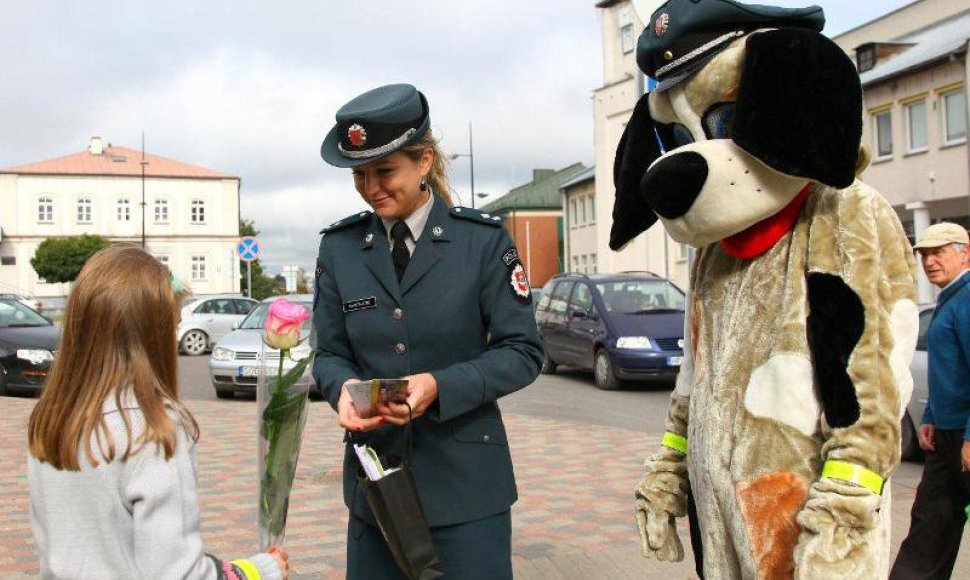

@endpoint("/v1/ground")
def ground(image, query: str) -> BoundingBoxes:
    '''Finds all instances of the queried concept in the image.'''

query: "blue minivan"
[535,272,685,390]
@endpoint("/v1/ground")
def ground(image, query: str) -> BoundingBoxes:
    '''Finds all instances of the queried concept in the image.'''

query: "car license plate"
[667,356,683,367]
[238,366,259,377]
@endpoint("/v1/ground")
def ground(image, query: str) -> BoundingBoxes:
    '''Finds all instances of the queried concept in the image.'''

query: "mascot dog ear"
[610,93,662,251]
[733,28,862,189]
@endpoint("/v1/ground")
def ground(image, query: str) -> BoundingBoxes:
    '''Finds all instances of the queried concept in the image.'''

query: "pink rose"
[263,298,310,351]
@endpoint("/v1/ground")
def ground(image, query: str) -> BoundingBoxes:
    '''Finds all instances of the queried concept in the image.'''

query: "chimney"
[88,136,104,155]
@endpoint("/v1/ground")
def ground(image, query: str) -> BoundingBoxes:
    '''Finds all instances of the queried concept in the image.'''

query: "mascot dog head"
[611,0,865,254]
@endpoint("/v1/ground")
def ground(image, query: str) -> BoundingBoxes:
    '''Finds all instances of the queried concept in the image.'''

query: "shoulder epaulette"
[449,206,504,227]
[319,211,373,235]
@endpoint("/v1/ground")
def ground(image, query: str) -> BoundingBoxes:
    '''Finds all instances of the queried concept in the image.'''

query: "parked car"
[0,298,59,396]
[535,272,685,390]
[177,295,259,355]
[208,294,313,399]
[0,293,42,312]
[901,304,933,461]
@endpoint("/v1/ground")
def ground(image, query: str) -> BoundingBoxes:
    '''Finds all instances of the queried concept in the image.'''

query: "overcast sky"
[1,0,916,274]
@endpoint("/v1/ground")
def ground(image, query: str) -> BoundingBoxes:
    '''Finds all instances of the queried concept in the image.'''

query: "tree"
[30,234,111,283]
[239,219,281,301]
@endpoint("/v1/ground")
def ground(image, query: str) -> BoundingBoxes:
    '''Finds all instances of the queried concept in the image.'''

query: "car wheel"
[900,412,921,462]
[215,388,235,400]
[594,350,622,391]
[180,330,208,356]
[540,351,557,374]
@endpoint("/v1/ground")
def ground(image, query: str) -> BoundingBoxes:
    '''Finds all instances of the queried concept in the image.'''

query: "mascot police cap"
[320,83,431,168]
[639,0,824,92]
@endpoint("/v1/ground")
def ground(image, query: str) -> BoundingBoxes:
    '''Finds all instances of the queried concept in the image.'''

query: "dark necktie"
[391,221,411,282]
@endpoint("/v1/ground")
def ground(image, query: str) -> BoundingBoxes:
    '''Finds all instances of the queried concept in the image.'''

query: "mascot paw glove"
[793,478,882,579]
[634,448,688,561]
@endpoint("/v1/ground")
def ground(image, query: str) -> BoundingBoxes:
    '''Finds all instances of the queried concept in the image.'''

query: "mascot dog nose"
[642,151,709,220]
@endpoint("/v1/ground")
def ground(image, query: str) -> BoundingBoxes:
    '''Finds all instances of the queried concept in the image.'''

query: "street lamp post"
[140,132,148,249]
[450,121,477,208]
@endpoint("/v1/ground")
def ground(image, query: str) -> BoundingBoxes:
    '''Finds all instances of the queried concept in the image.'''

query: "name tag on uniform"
[343,296,377,313]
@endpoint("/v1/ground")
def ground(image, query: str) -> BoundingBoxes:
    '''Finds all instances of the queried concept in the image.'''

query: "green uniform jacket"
[312,195,543,527]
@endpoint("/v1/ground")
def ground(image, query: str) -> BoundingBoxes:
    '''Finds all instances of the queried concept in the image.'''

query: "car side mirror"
[570,309,589,319]
[231,322,240,330]
[916,335,927,352]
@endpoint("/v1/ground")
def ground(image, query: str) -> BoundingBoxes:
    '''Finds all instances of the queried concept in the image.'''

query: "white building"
[592,1,690,289]
[281,264,306,294]
[0,136,241,302]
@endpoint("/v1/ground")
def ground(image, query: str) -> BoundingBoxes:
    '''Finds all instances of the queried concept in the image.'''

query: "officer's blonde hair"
[403,130,454,207]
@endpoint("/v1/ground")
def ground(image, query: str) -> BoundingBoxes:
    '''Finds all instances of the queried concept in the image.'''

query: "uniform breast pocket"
[450,408,509,447]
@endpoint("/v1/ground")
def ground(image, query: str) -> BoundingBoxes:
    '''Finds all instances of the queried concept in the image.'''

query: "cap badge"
[348,124,367,147]
[654,13,669,37]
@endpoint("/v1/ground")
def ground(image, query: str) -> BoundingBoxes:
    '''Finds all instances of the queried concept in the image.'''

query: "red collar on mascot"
[721,183,812,260]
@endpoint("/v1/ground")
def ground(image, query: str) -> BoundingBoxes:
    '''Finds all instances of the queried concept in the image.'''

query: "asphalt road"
[177,354,675,433]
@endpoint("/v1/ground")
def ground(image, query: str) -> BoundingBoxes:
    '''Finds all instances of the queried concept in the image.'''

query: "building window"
[570,199,578,227]
[581,255,588,273]
[117,198,131,221]
[874,110,893,158]
[587,195,596,224]
[679,242,689,261]
[579,196,587,225]
[191,255,207,280]
[76,197,92,223]
[590,254,598,274]
[856,46,875,73]
[154,199,168,223]
[156,255,170,268]
[943,90,967,145]
[0,257,15,266]
[191,200,206,224]
[572,256,579,272]
[621,24,635,54]
[906,100,927,153]
[37,197,53,223]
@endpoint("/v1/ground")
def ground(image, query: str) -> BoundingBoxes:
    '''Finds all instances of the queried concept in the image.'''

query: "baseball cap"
[913,222,969,250]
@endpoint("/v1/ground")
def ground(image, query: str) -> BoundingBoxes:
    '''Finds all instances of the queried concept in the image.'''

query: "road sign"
[236,236,260,262]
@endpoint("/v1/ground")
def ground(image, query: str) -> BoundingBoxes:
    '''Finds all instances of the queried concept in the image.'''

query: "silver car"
[901,304,933,461]
[208,294,313,399]
[177,294,258,356]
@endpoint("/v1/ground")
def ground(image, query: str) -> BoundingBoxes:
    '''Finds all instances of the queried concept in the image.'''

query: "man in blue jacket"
[892,222,970,579]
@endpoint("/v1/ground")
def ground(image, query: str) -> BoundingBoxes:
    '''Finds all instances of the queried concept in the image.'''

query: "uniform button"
[392,308,404,320]
[395,343,407,355]
[483,434,491,442]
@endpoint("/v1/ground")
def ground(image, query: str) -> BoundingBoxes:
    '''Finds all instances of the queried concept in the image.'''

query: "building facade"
[561,166,599,274]
[592,0,689,289]
[0,137,241,302]
[832,0,970,301]
[479,165,586,289]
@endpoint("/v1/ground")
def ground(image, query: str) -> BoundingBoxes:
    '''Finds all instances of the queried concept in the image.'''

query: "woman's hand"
[338,382,384,432]
[377,373,438,426]
[268,546,289,580]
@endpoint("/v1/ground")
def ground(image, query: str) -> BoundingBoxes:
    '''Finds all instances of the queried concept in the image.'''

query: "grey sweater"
[29,397,282,580]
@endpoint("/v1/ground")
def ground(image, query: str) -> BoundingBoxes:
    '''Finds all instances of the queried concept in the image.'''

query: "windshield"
[595,280,686,314]
[0,299,50,328]
[239,302,313,331]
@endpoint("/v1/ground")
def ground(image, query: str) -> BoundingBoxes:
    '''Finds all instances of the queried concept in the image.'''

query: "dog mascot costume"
[612,1,919,578]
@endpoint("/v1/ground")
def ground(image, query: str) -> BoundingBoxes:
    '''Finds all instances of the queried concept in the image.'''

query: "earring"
[420,178,428,192]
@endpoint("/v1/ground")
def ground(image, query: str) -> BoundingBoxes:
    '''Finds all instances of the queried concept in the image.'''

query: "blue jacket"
[922,271,970,439]
[312,195,543,527]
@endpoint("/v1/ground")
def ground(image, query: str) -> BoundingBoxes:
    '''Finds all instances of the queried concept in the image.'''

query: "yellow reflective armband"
[821,460,885,495]
[231,559,262,580]
[661,431,688,455]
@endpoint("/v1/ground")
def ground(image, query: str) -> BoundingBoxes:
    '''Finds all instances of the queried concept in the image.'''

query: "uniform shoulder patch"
[319,211,373,235]
[449,206,504,227]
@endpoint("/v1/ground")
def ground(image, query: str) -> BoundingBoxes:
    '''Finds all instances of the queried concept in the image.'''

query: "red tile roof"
[2,145,237,180]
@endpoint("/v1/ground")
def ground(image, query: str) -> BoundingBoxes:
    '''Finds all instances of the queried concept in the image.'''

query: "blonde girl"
[28,246,288,580]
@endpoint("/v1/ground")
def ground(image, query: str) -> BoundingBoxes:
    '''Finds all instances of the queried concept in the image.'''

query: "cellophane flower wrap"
[257,298,314,549]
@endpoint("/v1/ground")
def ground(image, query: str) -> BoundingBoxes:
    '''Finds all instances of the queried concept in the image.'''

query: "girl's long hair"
[28,246,198,471]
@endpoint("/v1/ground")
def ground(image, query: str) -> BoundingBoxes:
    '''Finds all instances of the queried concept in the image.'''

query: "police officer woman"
[313,83,543,579]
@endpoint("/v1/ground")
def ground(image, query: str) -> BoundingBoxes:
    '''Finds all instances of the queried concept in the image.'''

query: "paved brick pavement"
[2,396,968,579]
